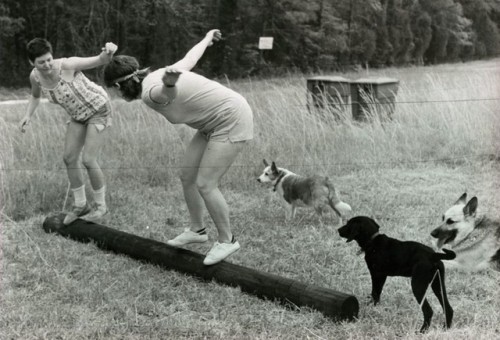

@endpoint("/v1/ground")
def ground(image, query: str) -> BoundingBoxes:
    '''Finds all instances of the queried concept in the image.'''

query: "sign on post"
[258,37,274,50]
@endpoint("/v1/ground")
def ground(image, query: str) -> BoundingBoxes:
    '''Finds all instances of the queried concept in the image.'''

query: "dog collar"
[273,172,286,192]
[362,232,381,252]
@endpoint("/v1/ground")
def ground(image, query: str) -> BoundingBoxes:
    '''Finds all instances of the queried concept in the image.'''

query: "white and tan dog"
[431,193,500,271]
[257,160,352,222]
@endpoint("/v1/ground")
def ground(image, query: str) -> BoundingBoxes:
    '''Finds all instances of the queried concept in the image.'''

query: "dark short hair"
[103,55,142,100]
[27,38,53,62]
[103,55,140,86]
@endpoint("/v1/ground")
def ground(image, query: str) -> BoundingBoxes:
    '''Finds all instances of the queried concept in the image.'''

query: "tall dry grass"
[1,60,499,218]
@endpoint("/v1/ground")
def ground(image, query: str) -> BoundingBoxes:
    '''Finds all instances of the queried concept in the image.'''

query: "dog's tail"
[325,178,352,217]
[433,248,456,261]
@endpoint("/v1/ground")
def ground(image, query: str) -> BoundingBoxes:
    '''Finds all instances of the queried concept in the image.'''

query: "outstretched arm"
[168,29,221,71]
[148,30,221,104]
[61,42,118,71]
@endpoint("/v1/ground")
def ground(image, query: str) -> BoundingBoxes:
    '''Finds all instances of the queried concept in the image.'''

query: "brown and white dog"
[257,160,352,222]
[431,193,500,271]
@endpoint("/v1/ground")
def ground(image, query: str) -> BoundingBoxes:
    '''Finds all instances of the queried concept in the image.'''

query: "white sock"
[72,185,86,207]
[93,186,106,206]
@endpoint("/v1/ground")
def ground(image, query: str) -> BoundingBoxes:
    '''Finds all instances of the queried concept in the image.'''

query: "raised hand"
[206,29,222,46]
[102,42,118,56]
[162,67,182,87]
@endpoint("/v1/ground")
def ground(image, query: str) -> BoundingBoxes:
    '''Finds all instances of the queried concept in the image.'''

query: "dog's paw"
[369,296,380,305]
[364,295,375,304]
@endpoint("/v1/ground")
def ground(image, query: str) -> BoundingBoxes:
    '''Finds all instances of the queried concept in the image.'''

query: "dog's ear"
[455,193,467,205]
[463,196,478,217]
[263,159,269,167]
[271,161,279,174]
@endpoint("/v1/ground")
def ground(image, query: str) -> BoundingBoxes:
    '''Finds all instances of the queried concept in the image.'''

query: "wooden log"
[42,214,359,321]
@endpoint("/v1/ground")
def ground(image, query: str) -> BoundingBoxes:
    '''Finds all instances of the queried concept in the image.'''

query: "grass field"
[1,59,499,339]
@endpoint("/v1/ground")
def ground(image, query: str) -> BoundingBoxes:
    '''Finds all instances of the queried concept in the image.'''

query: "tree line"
[1,0,499,87]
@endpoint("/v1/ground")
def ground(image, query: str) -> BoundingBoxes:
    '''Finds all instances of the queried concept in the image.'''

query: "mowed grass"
[1,59,500,339]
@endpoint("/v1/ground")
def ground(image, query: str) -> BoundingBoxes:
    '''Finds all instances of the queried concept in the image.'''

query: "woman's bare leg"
[179,131,209,232]
[196,140,245,243]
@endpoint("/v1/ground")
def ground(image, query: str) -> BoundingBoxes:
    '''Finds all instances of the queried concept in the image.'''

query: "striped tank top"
[34,61,109,122]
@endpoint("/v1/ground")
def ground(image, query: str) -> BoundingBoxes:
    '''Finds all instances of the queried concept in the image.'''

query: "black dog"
[338,216,456,332]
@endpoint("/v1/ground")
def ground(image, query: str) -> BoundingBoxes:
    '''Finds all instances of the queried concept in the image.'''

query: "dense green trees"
[1,0,499,87]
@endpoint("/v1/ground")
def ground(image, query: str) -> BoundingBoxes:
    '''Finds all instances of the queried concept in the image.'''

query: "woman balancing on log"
[103,29,254,265]
[20,38,118,225]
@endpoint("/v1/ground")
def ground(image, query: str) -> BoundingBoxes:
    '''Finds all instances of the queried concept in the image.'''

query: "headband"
[112,67,150,87]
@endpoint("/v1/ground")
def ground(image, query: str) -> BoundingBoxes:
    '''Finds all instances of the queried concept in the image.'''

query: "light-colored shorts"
[199,98,254,143]
[68,102,112,132]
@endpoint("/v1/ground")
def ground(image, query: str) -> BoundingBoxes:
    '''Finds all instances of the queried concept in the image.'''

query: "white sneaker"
[80,203,108,223]
[203,240,240,265]
[63,202,91,225]
[167,228,208,247]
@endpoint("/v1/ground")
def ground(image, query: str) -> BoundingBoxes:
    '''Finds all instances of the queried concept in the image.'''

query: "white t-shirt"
[141,69,253,142]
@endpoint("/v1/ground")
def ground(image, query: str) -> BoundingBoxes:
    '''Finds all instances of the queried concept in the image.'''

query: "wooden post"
[42,214,359,321]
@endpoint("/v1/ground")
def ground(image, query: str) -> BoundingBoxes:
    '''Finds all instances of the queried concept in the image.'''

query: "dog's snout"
[338,225,348,238]
[257,178,261,182]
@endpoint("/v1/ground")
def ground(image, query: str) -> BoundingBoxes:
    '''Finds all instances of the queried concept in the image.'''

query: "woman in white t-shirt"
[103,30,253,265]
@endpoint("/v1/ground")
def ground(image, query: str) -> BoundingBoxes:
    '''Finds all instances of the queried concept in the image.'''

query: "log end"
[42,213,68,233]
[340,295,359,321]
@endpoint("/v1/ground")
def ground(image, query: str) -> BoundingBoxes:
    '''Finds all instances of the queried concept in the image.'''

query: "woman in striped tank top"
[19,38,118,225]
